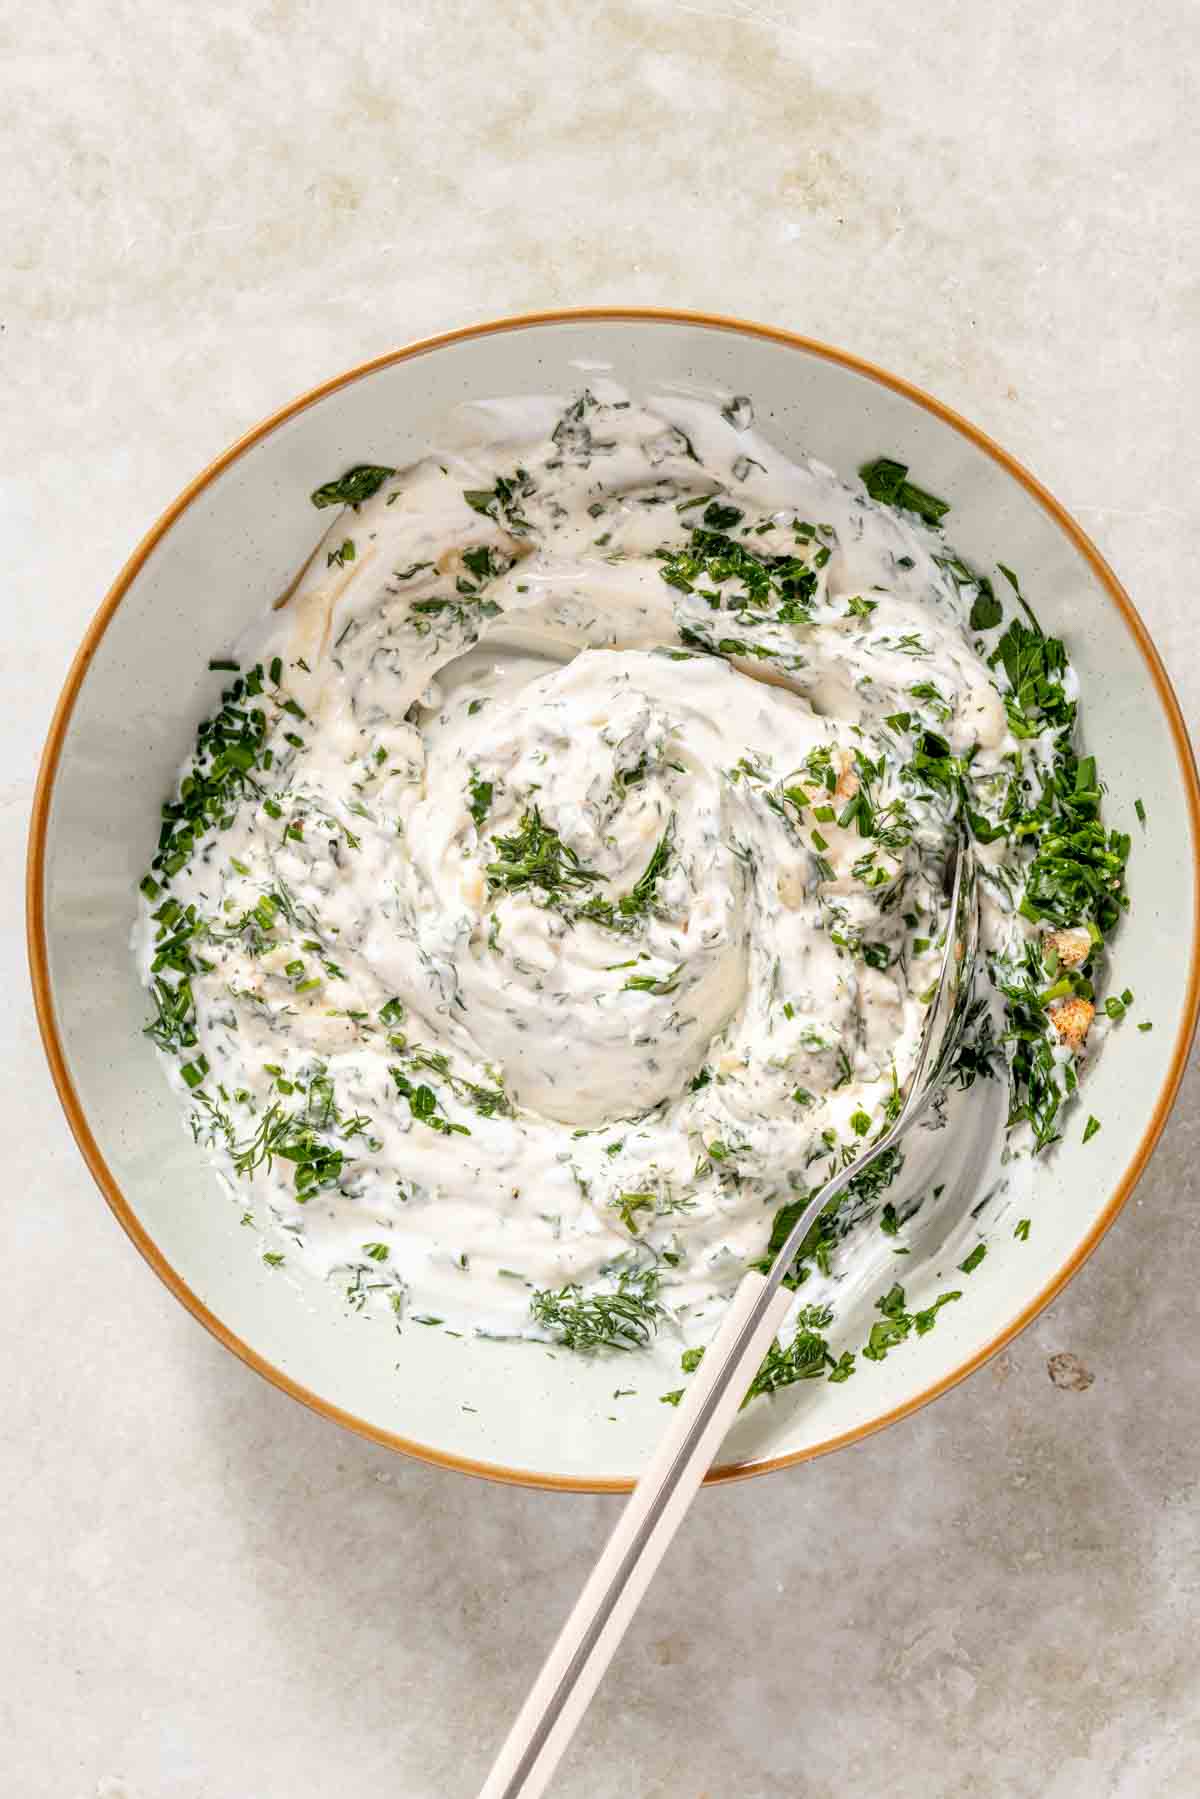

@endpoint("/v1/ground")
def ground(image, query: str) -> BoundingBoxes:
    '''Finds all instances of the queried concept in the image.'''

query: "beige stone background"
[4,3,1199,1795]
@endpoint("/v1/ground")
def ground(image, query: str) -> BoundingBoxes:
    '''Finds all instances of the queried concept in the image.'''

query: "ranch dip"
[135,385,1125,1376]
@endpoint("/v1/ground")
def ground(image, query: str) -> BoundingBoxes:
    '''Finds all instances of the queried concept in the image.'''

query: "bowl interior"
[34,313,1199,1487]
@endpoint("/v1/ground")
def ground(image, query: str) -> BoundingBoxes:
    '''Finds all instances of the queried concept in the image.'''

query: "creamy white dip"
[135,385,1119,1368]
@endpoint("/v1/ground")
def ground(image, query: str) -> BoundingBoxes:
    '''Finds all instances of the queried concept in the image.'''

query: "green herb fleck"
[467,771,494,830]
[859,457,950,527]
[530,1268,663,1352]
[486,806,600,902]
[311,465,394,509]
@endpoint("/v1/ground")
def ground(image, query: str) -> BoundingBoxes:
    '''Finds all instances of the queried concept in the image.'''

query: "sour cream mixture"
[136,387,1020,1340]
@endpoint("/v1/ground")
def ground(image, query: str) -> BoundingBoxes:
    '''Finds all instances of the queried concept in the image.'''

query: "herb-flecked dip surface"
[134,387,1133,1401]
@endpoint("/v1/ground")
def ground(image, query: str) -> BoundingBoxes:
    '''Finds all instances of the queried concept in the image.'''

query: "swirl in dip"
[135,386,1113,1360]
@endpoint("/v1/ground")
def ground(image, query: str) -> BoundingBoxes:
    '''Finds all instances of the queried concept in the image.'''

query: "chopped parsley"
[743,1304,846,1402]
[860,1282,962,1361]
[968,578,1003,631]
[462,467,537,533]
[390,1067,471,1138]
[467,771,493,830]
[859,457,950,527]
[658,513,820,625]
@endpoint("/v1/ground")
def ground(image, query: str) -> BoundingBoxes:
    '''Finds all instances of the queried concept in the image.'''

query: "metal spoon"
[479,836,980,1799]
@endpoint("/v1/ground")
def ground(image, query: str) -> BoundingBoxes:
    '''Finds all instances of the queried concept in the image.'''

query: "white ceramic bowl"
[29,309,1200,1490]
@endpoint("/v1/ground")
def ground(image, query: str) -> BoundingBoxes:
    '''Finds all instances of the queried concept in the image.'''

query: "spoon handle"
[477,1271,794,1799]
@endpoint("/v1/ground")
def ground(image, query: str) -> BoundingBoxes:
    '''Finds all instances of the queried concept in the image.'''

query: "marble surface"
[5,3,1199,1794]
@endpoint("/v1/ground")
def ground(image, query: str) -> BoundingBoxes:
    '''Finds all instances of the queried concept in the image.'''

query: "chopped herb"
[390,1066,470,1138]
[743,1307,839,1403]
[530,1268,663,1352]
[577,818,675,932]
[968,578,1003,631]
[311,464,395,509]
[230,1076,372,1198]
[622,965,681,996]
[462,467,536,533]
[859,457,950,527]
[860,1282,962,1360]
[614,1192,656,1233]
[1082,1114,1101,1143]
[486,806,600,902]
[658,521,819,626]
[467,771,493,830]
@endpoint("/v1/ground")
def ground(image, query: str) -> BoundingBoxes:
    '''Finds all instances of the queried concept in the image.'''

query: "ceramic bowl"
[28,309,1200,1490]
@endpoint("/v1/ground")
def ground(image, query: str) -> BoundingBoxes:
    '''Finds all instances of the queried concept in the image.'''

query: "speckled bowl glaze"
[27,309,1200,1490]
